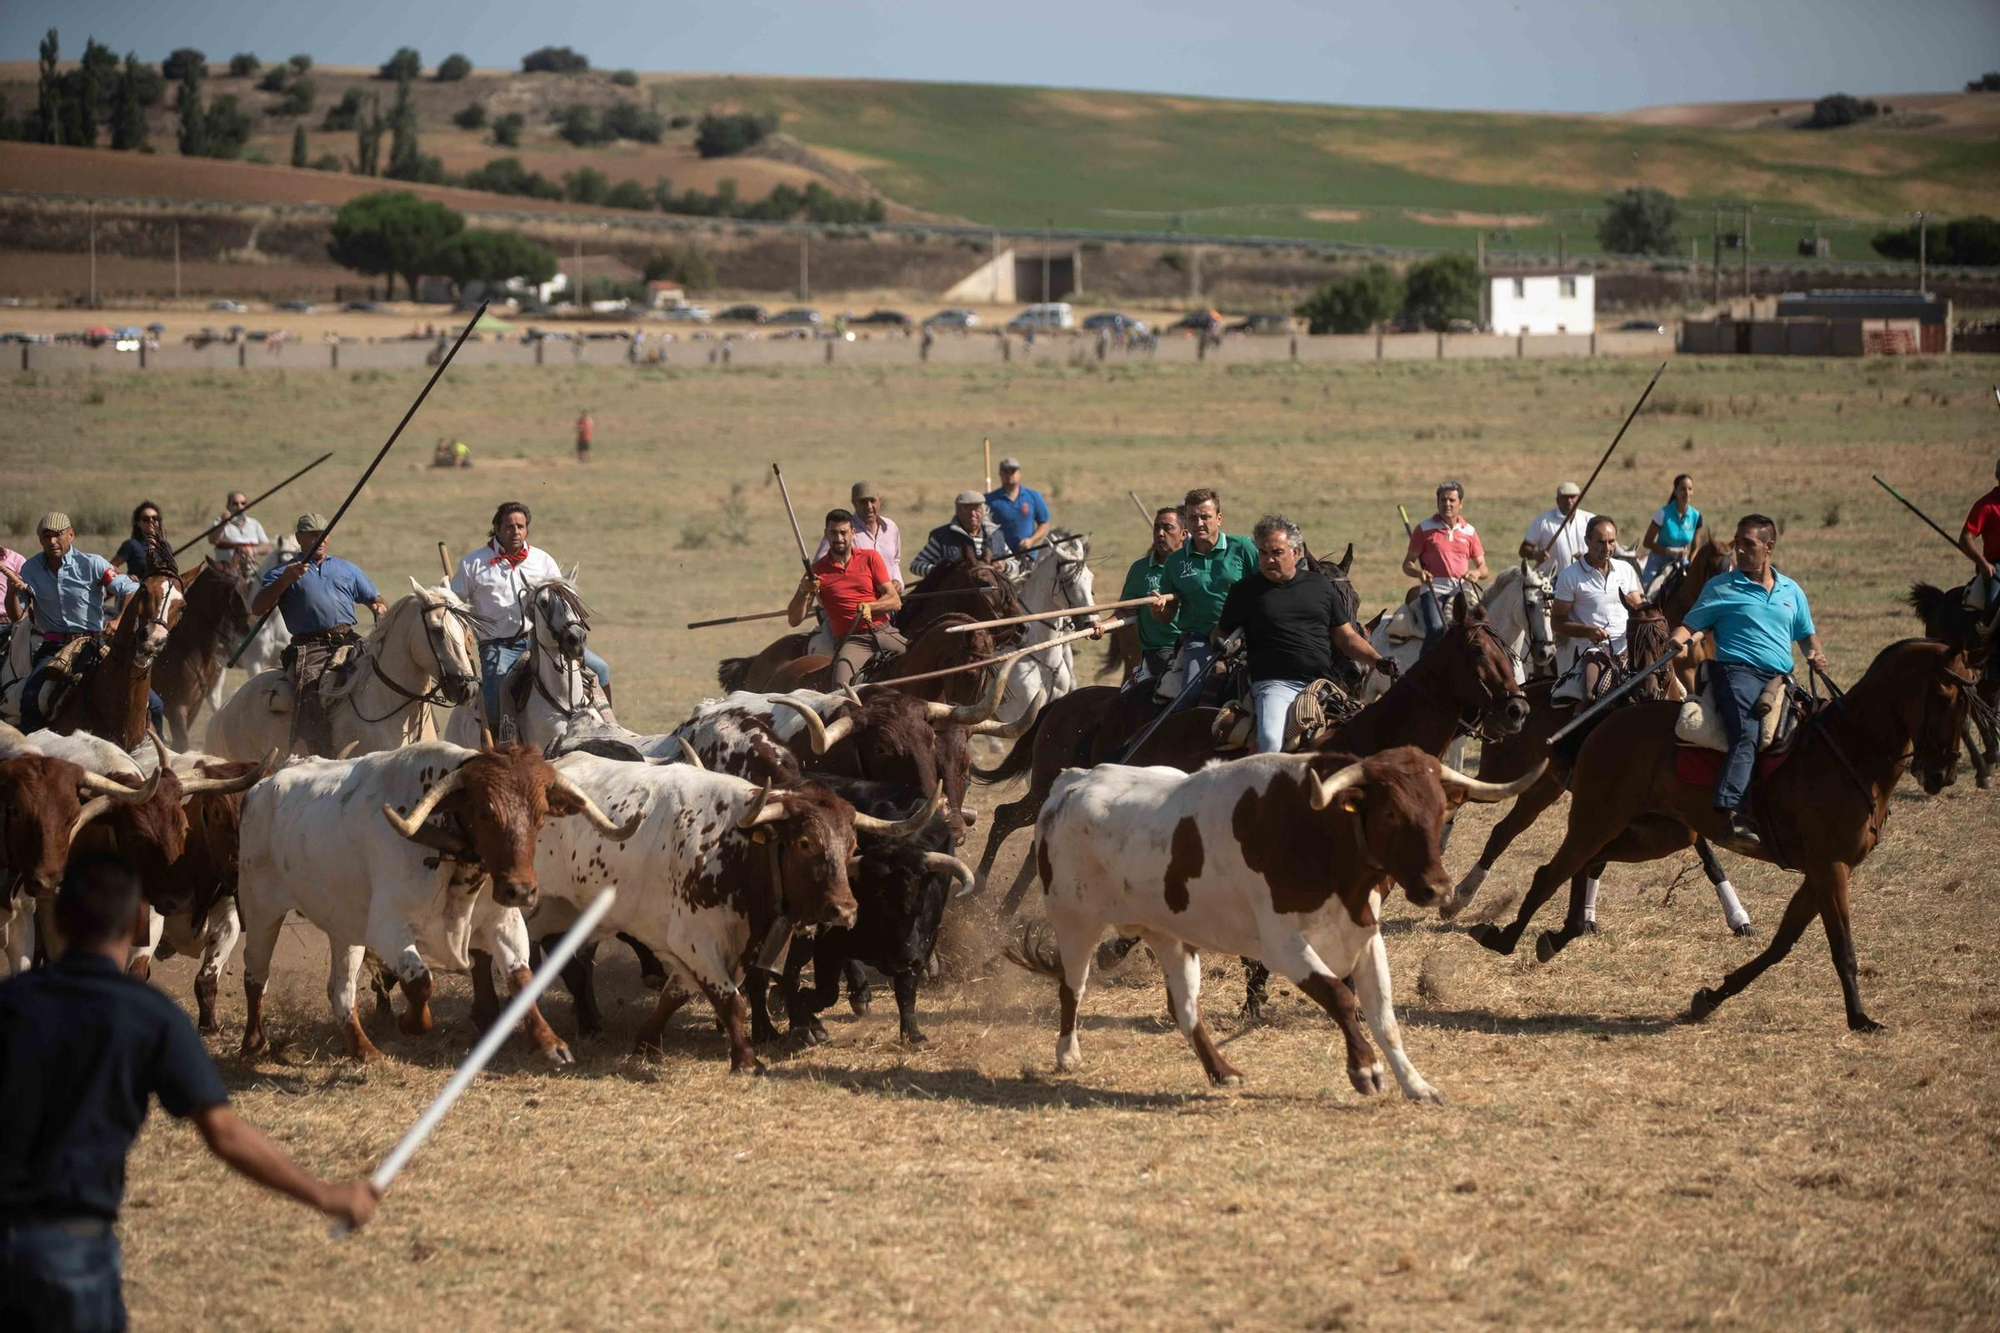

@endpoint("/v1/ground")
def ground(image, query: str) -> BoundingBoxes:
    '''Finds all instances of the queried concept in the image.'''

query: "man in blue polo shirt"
[1668,513,1827,847]
[0,854,377,1330]
[984,456,1051,560]
[250,514,387,756]
[1,511,147,732]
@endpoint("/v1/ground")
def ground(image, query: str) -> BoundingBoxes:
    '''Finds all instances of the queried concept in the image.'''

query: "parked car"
[1007,302,1075,333]
[0,331,51,344]
[1082,311,1147,336]
[343,300,386,313]
[657,305,712,323]
[210,299,247,313]
[275,300,317,314]
[851,309,911,327]
[1169,310,1224,336]
[1225,312,1295,336]
[1617,319,1668,334]
[769,307,821,326]
[922,308,980,330]
[1444,318,1479,334]
[716,304,769,323]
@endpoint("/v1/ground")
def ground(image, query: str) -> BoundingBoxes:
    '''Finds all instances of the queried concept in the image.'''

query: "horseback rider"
[1960,454,2000,623]
[1640,473,1703,587]
[208,490,272,568]
[1551,514,1645,700]
[1402,481,1489,652]
[250,515,387,756]
[1666,514,1828,849]
[909,491,1019,579]
[450,501,614,731]
[1520,480,1595,578]
[1216,514,1394,753]
[789,508,905,690]
[2,513,154,733]
[1118,506,1185,683]
[813,480,903,591]
[984,456,1052,561]
[1146,487,1258,700]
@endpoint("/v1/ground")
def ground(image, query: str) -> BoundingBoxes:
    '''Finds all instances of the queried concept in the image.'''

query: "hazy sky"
[3,0,1995,113]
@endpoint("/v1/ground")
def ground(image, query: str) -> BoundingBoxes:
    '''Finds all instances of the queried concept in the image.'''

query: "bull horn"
[677,737,704,769]
[336,741,361,760]
[970,694,1041,739]
[179,759,266,799]
[1306,758,1368,812]
[852,781,943,838]
[380,766,467,840]
[1436,758,1547,804]
[921,851,978,897]
[550,772,644,841]
[737,780,786,829]
[770,695,830,755]
[76,732,166,806]
[840,685,864,709]
[925,663,1008,726]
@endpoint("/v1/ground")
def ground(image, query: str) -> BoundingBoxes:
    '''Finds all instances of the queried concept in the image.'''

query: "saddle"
[1212,677,1364,753]
[1674,663,1801,754]
[26,637,106,723]
[1551,645,1624,707]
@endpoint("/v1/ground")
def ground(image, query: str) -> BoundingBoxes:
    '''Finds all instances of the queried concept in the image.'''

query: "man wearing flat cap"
[984,456,1051,561]
[2,512,146,731]
[815,480,903,591]
[1520,481,1596,578]
[910,491,1019,580]
[250,515,386,755]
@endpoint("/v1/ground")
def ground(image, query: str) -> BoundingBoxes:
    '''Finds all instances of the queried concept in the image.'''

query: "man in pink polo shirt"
[1400,480,1489,652]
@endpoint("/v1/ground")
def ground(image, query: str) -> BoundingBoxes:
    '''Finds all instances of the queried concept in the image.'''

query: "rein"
[351,602,477,724]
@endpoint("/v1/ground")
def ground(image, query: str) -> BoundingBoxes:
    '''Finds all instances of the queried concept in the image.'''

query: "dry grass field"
[3,353,1998,1329]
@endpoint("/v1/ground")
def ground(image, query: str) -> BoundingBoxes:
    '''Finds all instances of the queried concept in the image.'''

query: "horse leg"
[1814,862,1880,1032]
[1470,827,1610,956]
[1688,876,1824,1023]
[555,937,604,1038]
[1443,771,1565,920]
[1695,837,1754,935]
[1532,866,1603,963]
[1965,720,1992,790]
[975,791,1036,894]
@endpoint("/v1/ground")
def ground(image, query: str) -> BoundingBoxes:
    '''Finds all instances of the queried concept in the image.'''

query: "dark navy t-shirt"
[0,952,229,1222]
[1216,567,1354,684]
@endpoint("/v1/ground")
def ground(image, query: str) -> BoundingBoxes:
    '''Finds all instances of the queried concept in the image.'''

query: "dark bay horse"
[1909,580,1996,788]
[764,614,998,706]
[1441,607,1757,938]
[1657,536,1735,694]
[51,567,186,749]
[154,559,255,749]
[1467,638,1977,1031]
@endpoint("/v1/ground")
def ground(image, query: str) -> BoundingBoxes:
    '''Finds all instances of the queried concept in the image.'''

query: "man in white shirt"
[1519,481,1596,578]
[1551,515,1644,698]
[208,491,272,565]
[450,501,613,726]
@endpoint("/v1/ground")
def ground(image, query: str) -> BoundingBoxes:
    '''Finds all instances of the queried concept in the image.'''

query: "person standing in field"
[1640,473,1704,587]
[574,408,593,463]
[1402,481,1489,652]
[0,854,377,1332]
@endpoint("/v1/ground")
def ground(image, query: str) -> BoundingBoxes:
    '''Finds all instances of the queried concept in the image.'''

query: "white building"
[1484,268,1595,335]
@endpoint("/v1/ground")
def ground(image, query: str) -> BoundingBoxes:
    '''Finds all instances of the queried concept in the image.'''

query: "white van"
[1006,302,1075,332]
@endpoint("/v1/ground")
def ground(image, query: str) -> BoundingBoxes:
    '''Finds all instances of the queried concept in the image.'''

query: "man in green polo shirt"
[1118,506,1185,682]
[1147,487,1259,699]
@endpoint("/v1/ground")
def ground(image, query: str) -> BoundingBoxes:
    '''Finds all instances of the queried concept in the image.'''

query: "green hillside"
[653,76,2000,260]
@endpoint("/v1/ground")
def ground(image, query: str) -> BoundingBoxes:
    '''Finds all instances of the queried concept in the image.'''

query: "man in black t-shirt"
[1217,515,1396,753]
[0,855,376,1332]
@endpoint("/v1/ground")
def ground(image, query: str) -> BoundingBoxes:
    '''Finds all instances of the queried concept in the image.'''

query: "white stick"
[942,594,1173,633]
[859,617,1130,690]
[332,886,618,1236]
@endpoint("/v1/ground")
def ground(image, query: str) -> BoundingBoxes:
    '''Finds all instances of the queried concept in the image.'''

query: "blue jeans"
[478,637,612,720]
[1251,679,1306,753]
[1711,661,1777,811]
[1413,588,1446,652]
[1641,551,1678,587]
[1158,635,1219,702]
[0,1220,125,1332]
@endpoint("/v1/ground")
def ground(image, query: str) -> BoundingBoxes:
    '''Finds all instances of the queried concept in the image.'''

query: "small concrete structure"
[1485,268,1595,335]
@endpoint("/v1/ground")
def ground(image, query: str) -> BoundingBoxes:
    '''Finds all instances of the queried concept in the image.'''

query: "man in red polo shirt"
[1400,480,1489,651]
[1961,455,2000,620]
[787,508,906,688]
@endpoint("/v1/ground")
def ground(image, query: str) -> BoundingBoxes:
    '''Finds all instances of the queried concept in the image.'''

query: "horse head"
[394,579,481,708]
[529,568,592,663]
[1438,593,1530,736]
[125,570,187,671]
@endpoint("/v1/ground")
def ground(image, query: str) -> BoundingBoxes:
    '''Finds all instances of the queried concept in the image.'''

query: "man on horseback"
[450,501,615,730]
[1666,514,1827,848]
[1147,488,1258,700]
[813,480,903,591]
[789,508,905,689]
[250,515,387,756]
[1520,481,1595,578]
[1959,455,2000,623]
[1551,515,1645,701]
[1119,506,1185,683]
[3,513,148,732]
[1217,514,1394,753]
[910,492,1019,579]
[208,491,271,569]
[984,456,1052,562]
[1402,481,1489,652]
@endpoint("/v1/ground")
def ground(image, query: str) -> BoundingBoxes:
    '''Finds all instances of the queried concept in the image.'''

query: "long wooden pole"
[983,437,992,492]
[686,608,793,630]
[1871,475,1979,566]
[943,593,1172,633]
[1535,360,1666,565]
[172,451,334,556]
[860,618,1129,690]
[1129,491,1153,525]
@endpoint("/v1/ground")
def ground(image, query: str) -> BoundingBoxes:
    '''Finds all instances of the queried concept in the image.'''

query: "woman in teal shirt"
[1641,473,1703,585]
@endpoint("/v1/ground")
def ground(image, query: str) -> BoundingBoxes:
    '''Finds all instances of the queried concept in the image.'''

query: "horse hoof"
[1578,920,1600,935]
[1466,923,1509,955]
[1534,931,1562,964]
[1731,922,1758,939]
[1849,1014,1886,1035]
[1688,987,1720,1022]
[848,992,873,1017]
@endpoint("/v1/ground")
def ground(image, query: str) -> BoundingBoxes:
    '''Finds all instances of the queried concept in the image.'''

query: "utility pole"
[1917,212,1927,294]
[172,221,181,302]
[799,233,810,301]
[1191,245,1202,305]
[1042,216,1051,306]
[990,227,1000,303]
[1740,209,1751,300]
[573,234,583,306]
[1557,232,1566,268]
[1710,206,1720,306]
[88,205,97,307]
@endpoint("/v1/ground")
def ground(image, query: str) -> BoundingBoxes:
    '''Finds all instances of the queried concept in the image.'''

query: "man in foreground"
[790,508,905,689]
[0,855,376,1331]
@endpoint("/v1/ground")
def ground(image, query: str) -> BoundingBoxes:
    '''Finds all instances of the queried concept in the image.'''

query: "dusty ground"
[2,355,1996,1329]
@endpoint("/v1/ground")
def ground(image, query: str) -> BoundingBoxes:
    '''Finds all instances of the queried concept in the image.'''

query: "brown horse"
[153,559,256,749]
[1467,638,1977,1031]
[50,567,186,749]
[1657,536,1735,693]
[1908,580,1997,788]
[764,614,999,706]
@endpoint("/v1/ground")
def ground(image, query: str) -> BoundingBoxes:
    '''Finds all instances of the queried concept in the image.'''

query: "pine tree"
[176,64,207,157]
[355,94,383,175]
[291,122,307,167]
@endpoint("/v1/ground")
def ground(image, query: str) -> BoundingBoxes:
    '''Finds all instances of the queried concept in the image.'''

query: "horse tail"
[972,701,1047,784]
[717,657,751,693]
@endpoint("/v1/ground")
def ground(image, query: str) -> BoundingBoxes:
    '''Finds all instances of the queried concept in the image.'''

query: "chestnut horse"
[50,567,186,749]
[1908,580,1997,788]
[763,613,999,707]
[153,559,255,749]
[1467,638,1977,1031]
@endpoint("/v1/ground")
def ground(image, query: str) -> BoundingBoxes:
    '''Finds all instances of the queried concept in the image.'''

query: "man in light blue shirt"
[1669,514,1828,847]
[250,515,387,755]
[1,512,147,732]
[984,457,1051,559]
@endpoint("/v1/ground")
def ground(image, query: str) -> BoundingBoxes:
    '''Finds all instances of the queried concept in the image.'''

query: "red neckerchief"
[489,542,530,568]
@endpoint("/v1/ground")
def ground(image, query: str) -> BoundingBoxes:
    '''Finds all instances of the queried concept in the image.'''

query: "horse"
[45,566,188,750]
[994,530,1094,730]
[223,536,298,703]
[764,613,999,707]
[1908,580,1998,788]
[1466,638,1978,1031]
[1479,563,1557,683]
[444,569,607,751]
[1656,535,1735,694]
[205,581,481,761]
[1442,605,1756,939]
[153,559,257,750]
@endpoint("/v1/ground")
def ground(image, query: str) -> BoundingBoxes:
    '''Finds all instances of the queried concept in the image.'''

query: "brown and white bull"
[235,741,639,1063]
[1031,747,1540,1101]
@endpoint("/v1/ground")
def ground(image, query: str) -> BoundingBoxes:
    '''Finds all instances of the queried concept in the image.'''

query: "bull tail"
[717,657,751,693]
[971,702,1047,784]
[1001,920,1140,977]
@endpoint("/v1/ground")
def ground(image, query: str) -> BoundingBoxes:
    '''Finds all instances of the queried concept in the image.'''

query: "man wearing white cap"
[2,512,145,730]
[984,456,1051,560]
[910,491,1019,579]
[815,480,903,590]
[1520,481,1596,578]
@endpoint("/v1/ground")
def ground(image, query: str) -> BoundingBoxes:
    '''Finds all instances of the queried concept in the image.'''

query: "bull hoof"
[1210,1070,1245,1088]
[730,1059,767,1076]
[1404,1082,1445,1105]
[899,1028,930,1046]
[239,1033,268,1060]
[634,1039,666,1062]
[1688,986,1721,1022]
[542,1041,575,1066]
[1731,921,1758,939]
[1348,1064,1385,1096]
[1977,774,1992,791]
[847,989,873,1017]
[352,1042,387,1064]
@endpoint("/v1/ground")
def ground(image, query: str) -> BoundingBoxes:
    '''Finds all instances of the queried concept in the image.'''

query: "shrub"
[322,88,365,131]
[556,103,609,146]
[611,68,638,87]
[461,156,564,199]
[309,151,341,171]
[435,53,472,82]
[1968,72,2000,92]
[453,102,486,130]
[288,53,312,74]
[668,113,691,129]
[491,111,524,147]
[563,166,609,203]
[1295,264,1404,334]
[1598,186,1681,256]
[432,228,557,290]
[257,66,289,93]
[1804,93,1878,129]
[228,53,259,77]
[1400,251,1480,331]
[202,94,253,157]
[131,63,165,107]
[1870,214,2000,266]
[521,46,589,74]
[602,100,664,143]
[694,110,775,157]
[272,76,315,117]
[604,179,653,210]
[644,243,715,293]
[162,48,206,81]
[378,47,422,82]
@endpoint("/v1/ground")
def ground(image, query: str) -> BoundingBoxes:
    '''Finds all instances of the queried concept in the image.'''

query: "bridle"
[525,582,599,719]
[353,598,482,722]
[125,574,186,671]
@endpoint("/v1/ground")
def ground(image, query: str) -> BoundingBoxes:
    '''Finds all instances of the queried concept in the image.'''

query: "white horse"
[0,618,33,726]
[1361,564,1556,702]
[206,536,298,717]
[444,568,608,752]
[205,580,481,762]
[995,531,1093,731]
